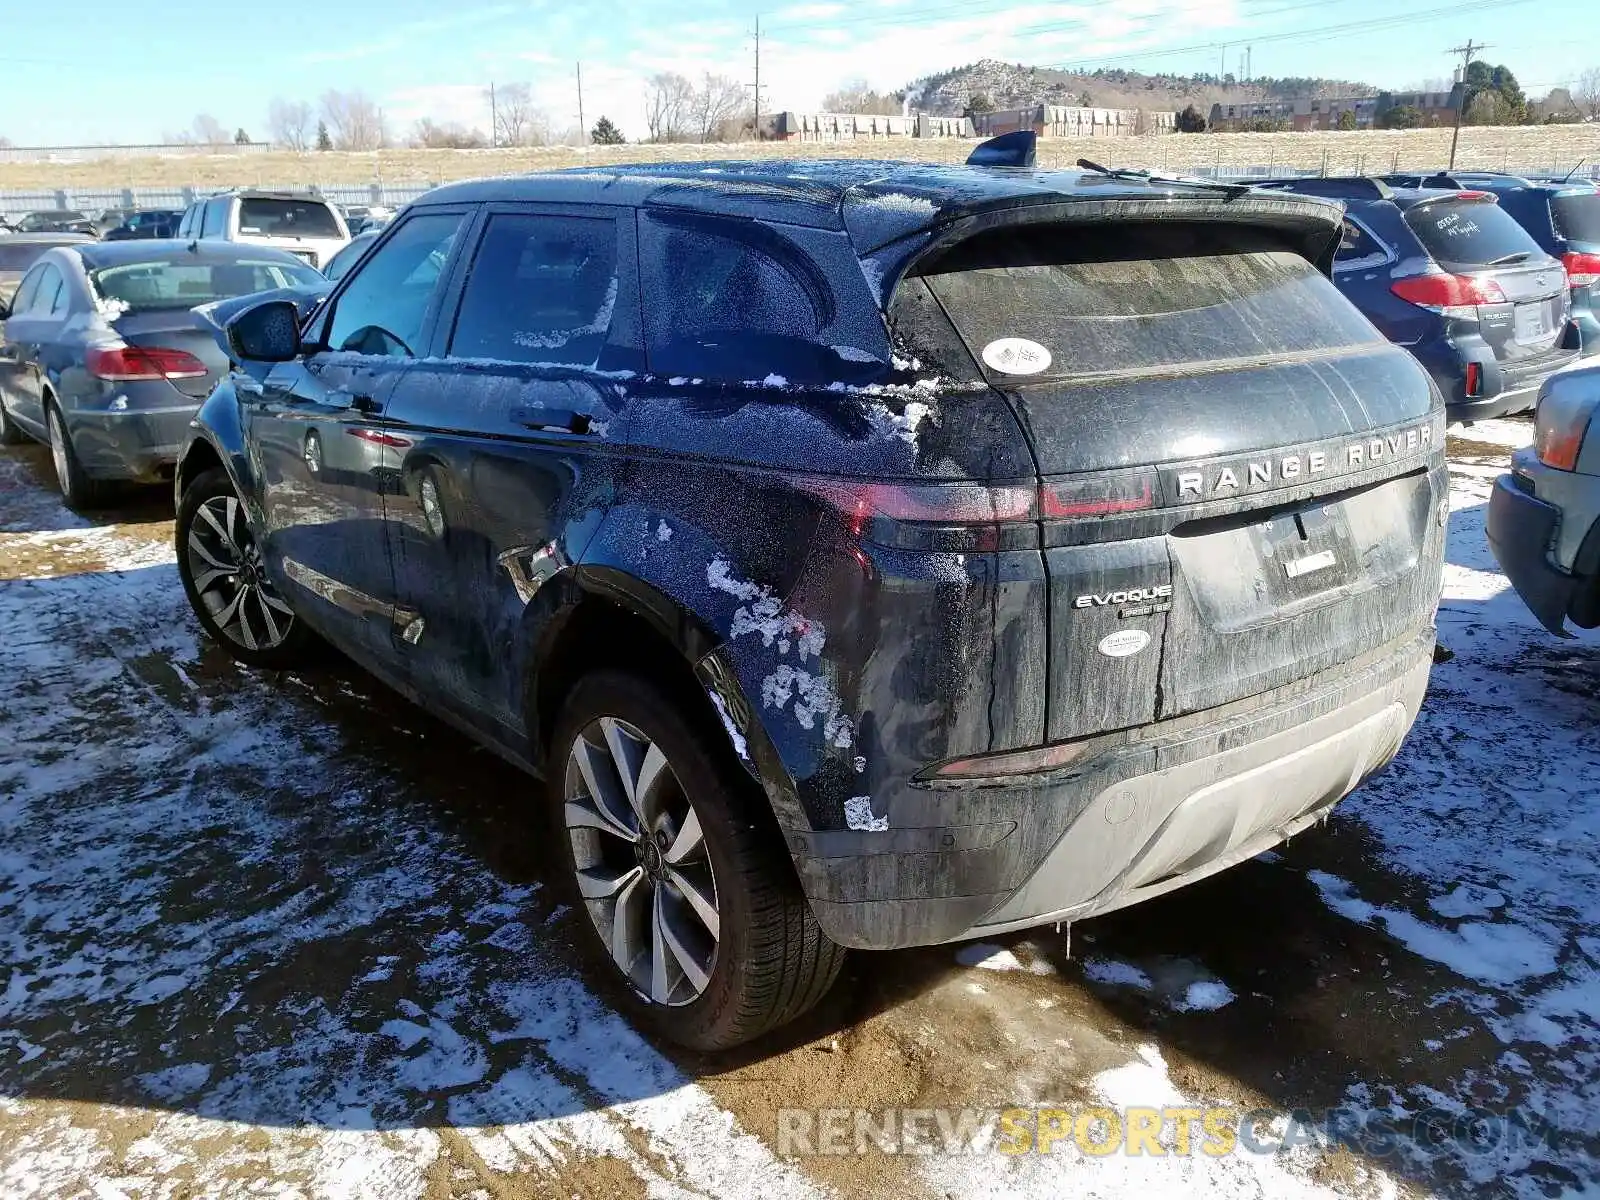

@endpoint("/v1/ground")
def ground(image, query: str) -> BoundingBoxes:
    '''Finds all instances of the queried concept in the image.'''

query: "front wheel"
[550,670,845,1050]
[175,466,319,668]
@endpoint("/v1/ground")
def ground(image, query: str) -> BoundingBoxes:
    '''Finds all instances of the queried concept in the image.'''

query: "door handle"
[511,406,592,435]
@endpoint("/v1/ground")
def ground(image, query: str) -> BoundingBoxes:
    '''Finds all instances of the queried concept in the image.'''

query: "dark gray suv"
[174,136,1447,1048]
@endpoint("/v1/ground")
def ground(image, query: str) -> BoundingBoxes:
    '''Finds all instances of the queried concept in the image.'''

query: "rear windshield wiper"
[1076,158,1251,199]
[1485,251,1532,266]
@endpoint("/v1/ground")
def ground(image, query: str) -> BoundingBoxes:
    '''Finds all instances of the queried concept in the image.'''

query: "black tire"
[549,670,845,1050]
[175,466,320,669]
[45,399,110,509]
[0,396,26,446]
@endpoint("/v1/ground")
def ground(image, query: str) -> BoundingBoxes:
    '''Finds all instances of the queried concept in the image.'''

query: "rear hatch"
[893,213,1445,737]
[1401,192,1571,362]
[110,310,232,398]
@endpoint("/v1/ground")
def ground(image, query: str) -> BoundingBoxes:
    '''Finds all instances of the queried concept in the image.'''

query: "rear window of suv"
[1552,192,1600,245]
[238,199,342,239]
[1402,197,1543,266]
[903,222,1386,382]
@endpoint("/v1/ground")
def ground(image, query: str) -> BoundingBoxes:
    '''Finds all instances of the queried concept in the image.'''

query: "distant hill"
[902,59,1378,116]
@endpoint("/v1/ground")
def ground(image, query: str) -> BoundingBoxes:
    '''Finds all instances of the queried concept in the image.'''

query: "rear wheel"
[176,466,318,668]
[549,670,845,1050]
[46,400,110,509]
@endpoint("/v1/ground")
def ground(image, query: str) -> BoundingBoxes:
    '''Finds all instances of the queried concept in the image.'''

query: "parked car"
[14,209,97,236]
[174,139,1447,1049]
[322,228,379,282]
[1258,178,1580,421]
[1383,172,1600,357]
[0,240,323,506]
[1487,361,1600,634]
[177,190,350,271]
[0,233,96,303]
[103,208,184,241]
[341,204,395,235]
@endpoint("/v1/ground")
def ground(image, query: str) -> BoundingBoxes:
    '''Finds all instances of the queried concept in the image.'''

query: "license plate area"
[1514,303,1551,345]
[1257,504,1355,601]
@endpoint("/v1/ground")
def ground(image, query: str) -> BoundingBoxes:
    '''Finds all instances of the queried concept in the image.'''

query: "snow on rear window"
[904,224,1384,382]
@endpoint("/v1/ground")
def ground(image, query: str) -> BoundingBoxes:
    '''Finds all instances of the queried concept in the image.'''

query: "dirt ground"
[0,124,1596,191]
[2,416,1598,1199]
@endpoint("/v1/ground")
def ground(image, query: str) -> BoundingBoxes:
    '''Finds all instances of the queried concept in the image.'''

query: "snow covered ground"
[2,417,1596,1199]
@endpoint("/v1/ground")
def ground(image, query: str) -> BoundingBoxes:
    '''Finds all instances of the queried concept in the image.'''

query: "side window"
[200,198,227,238]
[1335,218,1388,270]
[9,265,45,316]
[638,212,867,382]
[324,212,466,358]
[448,214,618,366]
[179,204,199,239]
[29,265,65,317]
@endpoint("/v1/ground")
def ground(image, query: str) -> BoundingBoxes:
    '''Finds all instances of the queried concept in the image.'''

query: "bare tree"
[320,89,386,151]
[192,113,230,146]
[1577,68,1600,121]
[486,81,542,146]
[645,72,695,142]
[268,98,315,152]
[689,73,748,142]
[821,78,901,115]
[410,118,489,149]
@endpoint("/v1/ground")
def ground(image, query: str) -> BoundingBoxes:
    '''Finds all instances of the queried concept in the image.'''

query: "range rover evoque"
[173,134,1448,1049]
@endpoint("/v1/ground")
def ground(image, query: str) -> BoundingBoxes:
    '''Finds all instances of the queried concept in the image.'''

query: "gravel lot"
[2,416,1597,1200]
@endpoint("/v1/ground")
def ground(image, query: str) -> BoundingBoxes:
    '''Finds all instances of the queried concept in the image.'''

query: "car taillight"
[795,477,1037,531]
[1040,472,1157,519]
[87,345,208,381]
[1390,272,1508,315]
[1562,251,1600,288]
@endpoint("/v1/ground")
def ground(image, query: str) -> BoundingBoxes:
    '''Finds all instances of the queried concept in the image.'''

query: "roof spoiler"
[966,130,1036,169]
[1254,176,1394,201]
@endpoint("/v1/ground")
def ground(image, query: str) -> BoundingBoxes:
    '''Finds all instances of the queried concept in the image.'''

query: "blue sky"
[1,0,1594,146]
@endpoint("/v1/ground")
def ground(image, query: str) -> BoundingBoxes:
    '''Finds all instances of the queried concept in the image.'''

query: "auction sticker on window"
[981,337,1052,376]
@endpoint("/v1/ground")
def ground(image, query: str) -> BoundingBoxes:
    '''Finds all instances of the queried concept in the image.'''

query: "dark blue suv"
[1384,172,1600,358]
[1260,177,1580,421]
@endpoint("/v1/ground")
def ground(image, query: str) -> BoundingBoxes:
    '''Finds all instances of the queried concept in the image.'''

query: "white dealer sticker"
[1098,629,1151,658]
[981,338,1051,376]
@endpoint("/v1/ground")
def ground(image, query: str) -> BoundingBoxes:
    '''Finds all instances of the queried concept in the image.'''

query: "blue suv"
[1259,177,1580,421]
[1384,172,1600,358]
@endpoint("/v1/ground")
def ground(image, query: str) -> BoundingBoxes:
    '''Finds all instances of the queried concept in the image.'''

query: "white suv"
[177,191,350,272]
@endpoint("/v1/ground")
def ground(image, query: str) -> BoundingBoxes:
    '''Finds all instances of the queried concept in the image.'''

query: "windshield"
[18,212,85,231]
[91,257,323,312]
[237,199,342,239]
[908,224,1384,382]
[1402,197,1545,266]
[126,210,180,228]
[1552,192,1600,247]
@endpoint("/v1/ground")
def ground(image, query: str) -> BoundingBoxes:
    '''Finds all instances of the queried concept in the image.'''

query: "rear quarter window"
[900,222,1385,383]
[1402,198,1544,266]
[638,211,887,384]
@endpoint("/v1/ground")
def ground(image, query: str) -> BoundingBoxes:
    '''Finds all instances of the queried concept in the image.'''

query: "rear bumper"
[802,629,1435,949]
[1486,472,1583,636]
[1427,343,1580,423]
[68,404,198,483]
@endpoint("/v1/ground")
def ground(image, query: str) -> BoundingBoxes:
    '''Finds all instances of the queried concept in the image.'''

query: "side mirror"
[226,299,302,362]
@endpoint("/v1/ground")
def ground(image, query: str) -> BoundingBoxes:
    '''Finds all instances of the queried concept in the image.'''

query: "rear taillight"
[1390,272,1508,315]
[1040,472,1157,518]
[87,345,208,381]
[1562,251,1600,288]
[795,478,1037,530]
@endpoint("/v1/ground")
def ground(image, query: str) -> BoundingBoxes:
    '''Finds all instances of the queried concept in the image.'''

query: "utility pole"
[748,16,766,141]
[489,81,497,148]
[576,61,586,144]
[1447,39,1487,170]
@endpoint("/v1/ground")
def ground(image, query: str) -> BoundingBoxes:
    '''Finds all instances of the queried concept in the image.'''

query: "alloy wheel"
[564,717,720,1007]
[185,495,295,651]
[47,409,71,494]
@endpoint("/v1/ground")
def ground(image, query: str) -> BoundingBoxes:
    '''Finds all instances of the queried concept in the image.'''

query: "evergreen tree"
[590,116,625,144]
[316,120,333,151]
